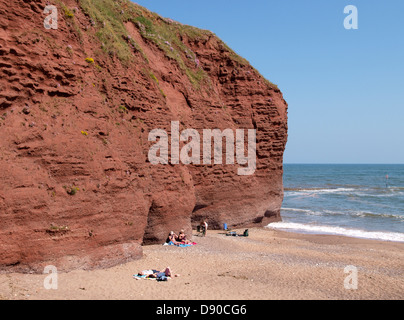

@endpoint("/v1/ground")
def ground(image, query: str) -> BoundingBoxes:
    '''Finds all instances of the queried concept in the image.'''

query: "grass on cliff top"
[77,0,277,89]
[77,0,214,87]
[78,0,136,63]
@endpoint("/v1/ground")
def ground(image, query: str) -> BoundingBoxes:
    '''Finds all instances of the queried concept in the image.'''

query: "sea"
[267,164,404,242]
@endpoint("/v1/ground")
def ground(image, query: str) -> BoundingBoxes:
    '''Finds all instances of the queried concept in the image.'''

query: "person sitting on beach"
[167,231,179,245]
[177,229,191,244]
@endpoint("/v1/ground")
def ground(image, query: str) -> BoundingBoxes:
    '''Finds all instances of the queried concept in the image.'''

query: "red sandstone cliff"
[0,0,288,272]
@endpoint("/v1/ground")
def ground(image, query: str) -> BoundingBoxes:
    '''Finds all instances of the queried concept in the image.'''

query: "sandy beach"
[0,227,403,300]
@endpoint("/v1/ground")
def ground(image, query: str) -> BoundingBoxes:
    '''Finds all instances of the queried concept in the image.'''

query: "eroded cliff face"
[0,0,288,272]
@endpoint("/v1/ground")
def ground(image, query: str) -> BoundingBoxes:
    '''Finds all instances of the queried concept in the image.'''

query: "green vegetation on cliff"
[76,0,253,88]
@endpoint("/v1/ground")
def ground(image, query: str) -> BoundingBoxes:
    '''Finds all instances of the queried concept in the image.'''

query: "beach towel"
[133,274,150,280]
[166,241,196,247]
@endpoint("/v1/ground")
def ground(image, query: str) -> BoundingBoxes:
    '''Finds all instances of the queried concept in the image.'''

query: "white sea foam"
[285,186,404,198]
[281,207,312,213]
[281,207,323,216]
[281,207,404,221]
[285,187,355,193]
[266,222,404,243]
[284,188,357,198]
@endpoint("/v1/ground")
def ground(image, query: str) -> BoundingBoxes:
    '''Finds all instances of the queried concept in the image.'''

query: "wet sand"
[0,227,403,300]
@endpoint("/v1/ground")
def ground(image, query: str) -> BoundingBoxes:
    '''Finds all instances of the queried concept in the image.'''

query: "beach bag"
[157,275,168,281]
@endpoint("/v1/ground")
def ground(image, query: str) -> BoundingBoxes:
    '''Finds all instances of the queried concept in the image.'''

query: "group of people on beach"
[136,222,209,281]
[166,220,208,245]
[166,229,192,245]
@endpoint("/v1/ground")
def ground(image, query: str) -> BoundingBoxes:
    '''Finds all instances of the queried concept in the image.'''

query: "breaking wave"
[266,222,404,243]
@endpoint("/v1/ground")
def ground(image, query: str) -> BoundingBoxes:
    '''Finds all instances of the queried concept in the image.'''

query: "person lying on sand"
[135,267,179,280]
[138,267,172,278]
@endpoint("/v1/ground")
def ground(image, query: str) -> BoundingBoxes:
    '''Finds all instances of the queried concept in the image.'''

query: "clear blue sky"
[133,0,404,164]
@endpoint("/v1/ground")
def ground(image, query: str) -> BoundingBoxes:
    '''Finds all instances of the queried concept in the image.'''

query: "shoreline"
[1,227,403,300]
[267,222,404,243]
